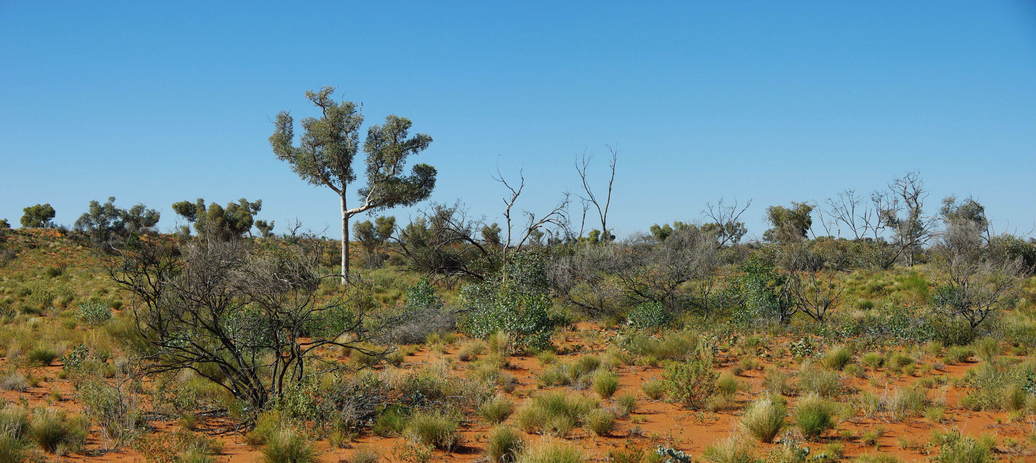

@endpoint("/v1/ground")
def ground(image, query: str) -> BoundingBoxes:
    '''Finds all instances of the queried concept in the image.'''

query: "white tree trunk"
[341,194,349,284]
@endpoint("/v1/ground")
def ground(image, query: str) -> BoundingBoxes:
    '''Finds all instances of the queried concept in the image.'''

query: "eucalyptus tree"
[21,203,56,228]
[270,87,436,283]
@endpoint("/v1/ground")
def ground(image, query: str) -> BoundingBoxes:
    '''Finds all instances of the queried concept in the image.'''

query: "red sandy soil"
[4,322,1036,462]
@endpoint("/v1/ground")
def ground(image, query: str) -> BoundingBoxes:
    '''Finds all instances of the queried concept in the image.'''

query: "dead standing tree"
[575,147,617,242]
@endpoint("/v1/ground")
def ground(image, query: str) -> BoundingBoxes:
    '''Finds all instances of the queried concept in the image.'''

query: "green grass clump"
[642,379,665,400]
[795,394,837,440]
[485,426,524,463]
[479,395,515,424]
[28,408,87,454]
[943,346,973,365]
[403,411,460,450]
[797,366,843,397]
[592,371,619,398]
[261,428,316,463]
[517,442,584,463]
[822,345,853,371]
[585,409,616,436]
[739,397,786,443]
[26,346,60,366]
[703,434,761,463]
[515,391,597,437]
[930,430,994,463]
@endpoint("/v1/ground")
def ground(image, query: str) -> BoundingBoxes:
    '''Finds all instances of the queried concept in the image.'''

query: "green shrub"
[460,254,558,351]
[740,397,786,443]
[77,301,113,325]
[973,338,1000,363]
[246,410,284,446]
[261,428,316,463]
[884,387,927,421]
[716,372,741,396]
[943,346,973,365]
[29,408,87,454]
[627,302,672,329]
[0,433,28,463]
[616,393,637,416]
[479,395,514,424]
[662,359,718,409]
[795,394,836,440]
[403,412,459,450]
[78,380,143,448]
[485,426,524,463]
[515,392,596,436]
[592,371,619,398]
[517,442,584,463]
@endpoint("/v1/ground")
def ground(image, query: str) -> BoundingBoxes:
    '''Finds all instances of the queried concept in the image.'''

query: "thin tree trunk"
[341,194,350,284]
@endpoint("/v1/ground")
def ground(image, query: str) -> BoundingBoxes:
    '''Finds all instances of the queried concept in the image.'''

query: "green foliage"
[735,258,794,325]
[461,253,558,351]
[77,380,143,449]
[20,203,56,228]
[585,408,616,436]
[74,197,159,251]
[171,198,264,240]
[77,300,112,325]
[704,434,760,463]
[662,358,718,409]
[592,370,619,398]
[627,301,673,329]
[764,202,813,244]
[478,395,514,424]
[930,430,994,463]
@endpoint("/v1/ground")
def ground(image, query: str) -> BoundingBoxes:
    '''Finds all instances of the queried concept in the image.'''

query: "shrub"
[795,394,836,440]
[78,380,143,448]
[403,412,459,450]
[261,428,316,463]
[28,408,87,454]
[585,409,616,436]
[662,359,718,409]
[592,371,619,398]
[457,340,486,362]
[763,369,794,396]
[460,254,559,351]
[943,346,973,365]
[77,301,113,326]
[517,442,584,463]
[716,372,741,396]
[350,448,379,463]
[479,395,514,424]
[740,397,786,443]
[627,302,672,329]
[884,387,927,421]
[973,338,1000,363]
[822,345,852,371]
[642,379,666,400]
[485,426,524,463]
[703,434,761,463]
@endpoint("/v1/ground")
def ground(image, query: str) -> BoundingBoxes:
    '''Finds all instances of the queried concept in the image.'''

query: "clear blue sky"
[2,1,1034,239]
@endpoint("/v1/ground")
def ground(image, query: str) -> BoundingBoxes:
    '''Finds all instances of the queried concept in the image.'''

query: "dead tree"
[575,147,617,242]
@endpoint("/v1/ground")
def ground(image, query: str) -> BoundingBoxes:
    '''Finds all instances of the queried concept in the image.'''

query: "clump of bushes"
[478,395,514,424]
[460,254,559,351]
[261,428,316,463]
[517,441,584,463]
[28,408,88,455]
[626,301,672,329]
[515,392,597,437]
[77,301,112,325]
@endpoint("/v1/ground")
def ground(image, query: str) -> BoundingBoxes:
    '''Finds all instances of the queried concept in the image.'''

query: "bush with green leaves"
[627,301,672,329]
[930,430,994,463]
[29,408,88,455]
[662,358,718,409]
[376,279,455,345]
[460,253,559,351]
[77,301,112,325]
[77,380,143,449]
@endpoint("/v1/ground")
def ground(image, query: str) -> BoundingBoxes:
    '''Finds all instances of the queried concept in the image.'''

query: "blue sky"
[1,1,1034,239]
